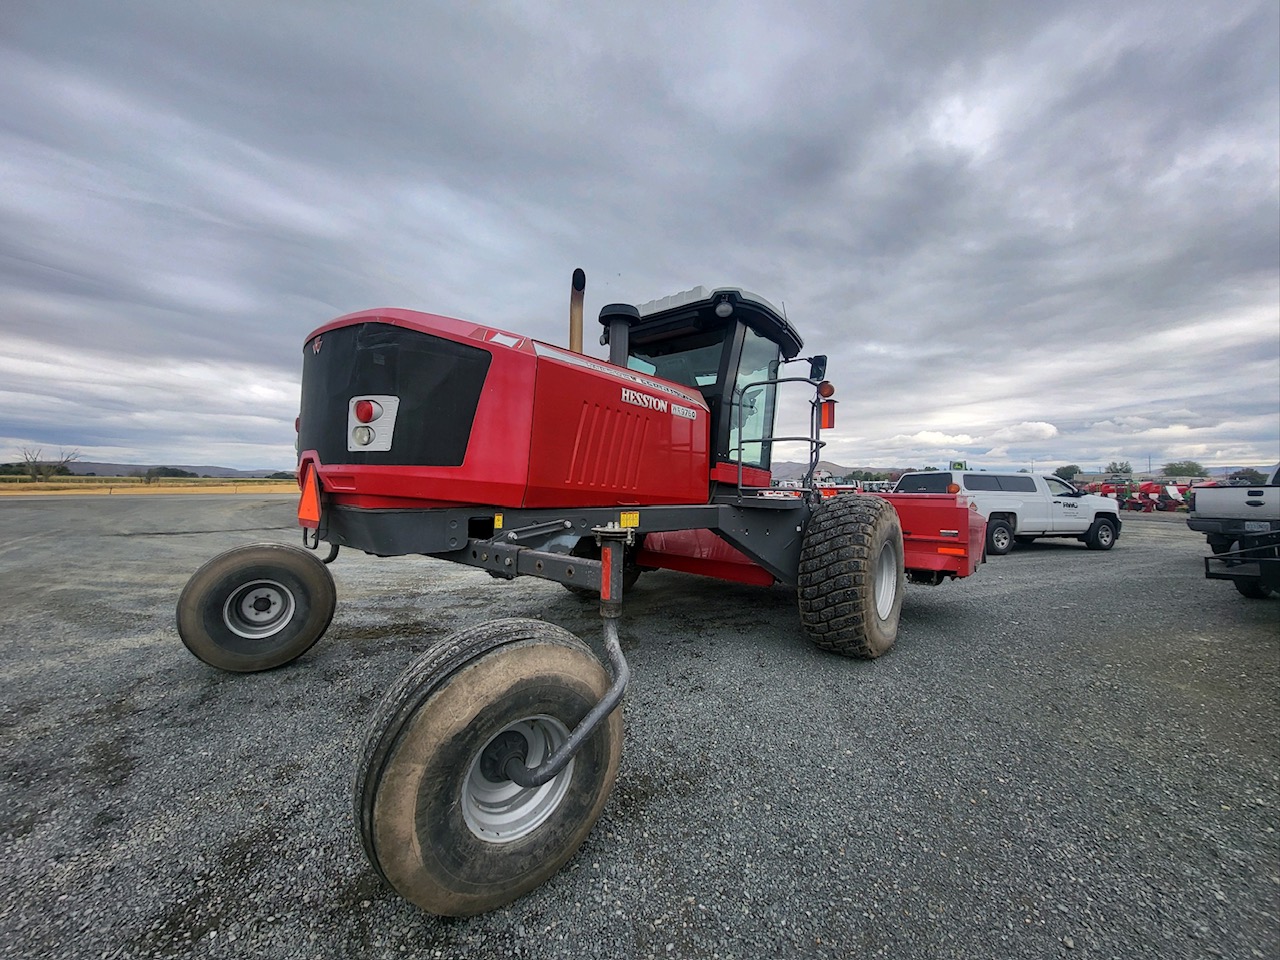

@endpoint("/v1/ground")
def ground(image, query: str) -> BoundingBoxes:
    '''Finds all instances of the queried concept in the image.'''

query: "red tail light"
[354,399,383,423]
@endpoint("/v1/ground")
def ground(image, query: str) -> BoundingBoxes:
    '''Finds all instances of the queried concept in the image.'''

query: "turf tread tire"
[797,495,905,658]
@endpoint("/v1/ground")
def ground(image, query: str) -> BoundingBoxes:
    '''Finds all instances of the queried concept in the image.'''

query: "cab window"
[1045,476,1075,496]
[962,474,1001,491]
[997,475,1037,492]
[728,327,780,469]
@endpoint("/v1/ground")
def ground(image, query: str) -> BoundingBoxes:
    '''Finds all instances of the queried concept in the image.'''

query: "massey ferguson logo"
[312,337,323,355]
[621,387,668,413]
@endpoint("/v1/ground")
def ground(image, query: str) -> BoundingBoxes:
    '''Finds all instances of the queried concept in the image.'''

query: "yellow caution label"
[494,513,503,530]
[619,511,640,528]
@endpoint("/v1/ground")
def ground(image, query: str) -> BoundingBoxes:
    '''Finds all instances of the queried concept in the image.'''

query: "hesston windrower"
[176,273,986,916]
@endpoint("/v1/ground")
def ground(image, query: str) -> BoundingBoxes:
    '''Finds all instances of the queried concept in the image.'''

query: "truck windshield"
[625,326,731,389]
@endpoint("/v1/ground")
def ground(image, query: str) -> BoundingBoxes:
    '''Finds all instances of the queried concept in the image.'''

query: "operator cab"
[599,287,803,473]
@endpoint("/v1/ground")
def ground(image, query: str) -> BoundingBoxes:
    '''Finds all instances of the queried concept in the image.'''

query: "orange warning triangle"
[298,465,322,527]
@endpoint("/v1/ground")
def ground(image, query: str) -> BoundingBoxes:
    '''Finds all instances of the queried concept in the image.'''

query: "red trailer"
[178,277,985,916]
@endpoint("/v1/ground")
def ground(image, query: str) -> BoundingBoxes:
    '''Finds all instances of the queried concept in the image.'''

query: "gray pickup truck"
[1189,464,1280,599]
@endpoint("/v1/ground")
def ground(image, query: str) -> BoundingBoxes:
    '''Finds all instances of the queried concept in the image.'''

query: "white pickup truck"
[892,470,1121,555]
[1190,464,1280,599]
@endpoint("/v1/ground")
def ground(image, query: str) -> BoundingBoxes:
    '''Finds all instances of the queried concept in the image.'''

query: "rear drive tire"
[176,543,336,672]
[356,618,622,916]
[1085,518,1118,551]
[986,519,1014,556]
[1233,578,1274,599]
[797,495,905,658]
[1208,537,1235,555]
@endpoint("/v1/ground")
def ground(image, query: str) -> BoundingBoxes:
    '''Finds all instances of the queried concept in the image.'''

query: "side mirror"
[808,355,828,381]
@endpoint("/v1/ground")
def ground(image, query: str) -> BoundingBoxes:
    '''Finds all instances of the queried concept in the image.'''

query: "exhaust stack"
[569,268,586,353]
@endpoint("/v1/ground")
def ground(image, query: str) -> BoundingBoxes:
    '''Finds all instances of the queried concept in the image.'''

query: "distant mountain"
[67,461,291,479]
[770,460,902,479]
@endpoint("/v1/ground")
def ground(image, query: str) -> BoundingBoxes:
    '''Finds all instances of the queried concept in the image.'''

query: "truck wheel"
[797,495,905,658]
[1208,537,1235,555]
[176,543,336,672]
[986,519,1014,556]
[1233,578,1274,599]
[356,618,622,916]
[1085,518,1117,551]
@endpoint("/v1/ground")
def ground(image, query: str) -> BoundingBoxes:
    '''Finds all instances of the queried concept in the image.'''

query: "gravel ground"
[0,495,1276,960]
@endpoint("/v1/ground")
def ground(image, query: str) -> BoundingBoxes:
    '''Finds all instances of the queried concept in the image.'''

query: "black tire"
[356,618,622,916]
[562,537,642,596]
[797,495,905,658]
[1085,517,1118,551]
[176,543,336,672]
[986,519,1014,556]
[1014,535,1037,546]
[1208,537,1235,555]
[1233,578,1274,599]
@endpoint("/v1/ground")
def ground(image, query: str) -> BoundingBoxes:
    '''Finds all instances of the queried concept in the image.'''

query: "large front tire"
[356,618,622,916]
[176,543,336,672]
[797,495,905,658]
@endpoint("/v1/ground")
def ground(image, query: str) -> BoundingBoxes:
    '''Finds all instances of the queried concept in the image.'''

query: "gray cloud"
[1,1,1276,472]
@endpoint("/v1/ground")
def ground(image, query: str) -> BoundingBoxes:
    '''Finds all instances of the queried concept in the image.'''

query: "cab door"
[1045,475,1089,532]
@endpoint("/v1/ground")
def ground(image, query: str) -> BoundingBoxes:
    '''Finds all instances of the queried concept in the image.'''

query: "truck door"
[1045,475,1088,532]
[991,474,1050,533]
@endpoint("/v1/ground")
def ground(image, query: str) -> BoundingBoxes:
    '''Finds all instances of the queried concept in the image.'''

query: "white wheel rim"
[462,716,574,844]
[223,579,296,640]
[873,541,899,620]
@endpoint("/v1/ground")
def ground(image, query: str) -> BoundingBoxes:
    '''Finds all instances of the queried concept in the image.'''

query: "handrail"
[728,374,827,498]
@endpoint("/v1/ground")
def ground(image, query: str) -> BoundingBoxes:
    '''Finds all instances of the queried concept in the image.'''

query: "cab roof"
[616,285,804,359]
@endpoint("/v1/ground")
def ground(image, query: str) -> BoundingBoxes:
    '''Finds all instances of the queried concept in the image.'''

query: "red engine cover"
[302,310,711,509]
[523,343,710,507]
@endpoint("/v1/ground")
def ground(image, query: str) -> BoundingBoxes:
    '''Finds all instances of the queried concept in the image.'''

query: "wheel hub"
[462,716,573,844]
[222,579,296,640]
[873,541,899,620]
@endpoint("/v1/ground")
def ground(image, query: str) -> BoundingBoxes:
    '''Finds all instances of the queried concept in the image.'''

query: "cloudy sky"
[3,1,1277,475]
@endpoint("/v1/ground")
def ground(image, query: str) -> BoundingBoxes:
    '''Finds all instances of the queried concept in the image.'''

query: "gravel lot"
[1,495,1276,960]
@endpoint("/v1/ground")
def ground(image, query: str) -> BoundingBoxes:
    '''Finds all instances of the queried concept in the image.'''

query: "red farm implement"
[177,274,985,915]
